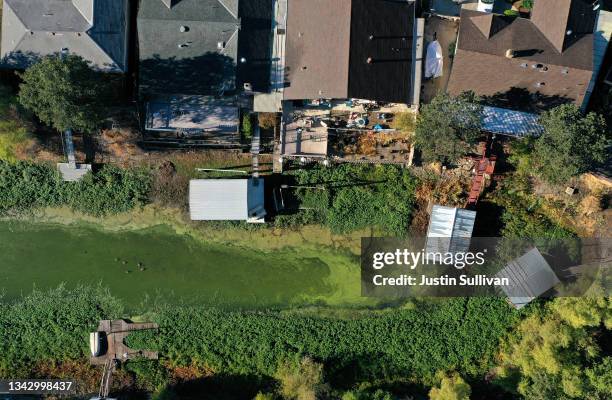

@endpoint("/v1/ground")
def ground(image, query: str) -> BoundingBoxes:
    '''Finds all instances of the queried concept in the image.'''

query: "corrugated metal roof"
[189,179,265,221]
[495,247,560,309]
[426,205,476,253]
[482,106,544,137]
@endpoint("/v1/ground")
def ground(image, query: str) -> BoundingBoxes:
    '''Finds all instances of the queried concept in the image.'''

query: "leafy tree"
[275,357,326,400]
[429,373,471,400]
[254,393,276,400]
[533,105,610,184]
[415,92,482,164]
[18,55,106,133]
[496,296,612,399]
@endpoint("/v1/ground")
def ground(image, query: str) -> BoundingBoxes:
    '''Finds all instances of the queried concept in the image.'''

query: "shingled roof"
[284,0,415,103]
[0,0,128,72]
[138,0,241,96]
[448,0,598,111]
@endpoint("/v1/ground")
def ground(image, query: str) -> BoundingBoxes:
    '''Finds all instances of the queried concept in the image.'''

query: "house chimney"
[505,49,515,58]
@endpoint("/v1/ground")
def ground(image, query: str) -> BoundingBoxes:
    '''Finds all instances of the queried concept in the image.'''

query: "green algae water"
[0,220,367,308]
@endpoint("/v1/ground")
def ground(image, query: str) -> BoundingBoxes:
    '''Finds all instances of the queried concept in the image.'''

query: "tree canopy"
[429,373,471,400]
[496,296,612,399]
[533,105,610,184]
[18,55,106,133]
[415,92,483,164]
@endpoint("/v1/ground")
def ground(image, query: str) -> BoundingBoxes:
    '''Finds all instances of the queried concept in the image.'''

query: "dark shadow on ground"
[158,374,276,400]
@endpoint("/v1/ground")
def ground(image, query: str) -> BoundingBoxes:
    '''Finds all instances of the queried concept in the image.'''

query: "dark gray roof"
[0,0,128,72]
[138,0,241,95]
[284,0,415,103]
[348,0,415,103]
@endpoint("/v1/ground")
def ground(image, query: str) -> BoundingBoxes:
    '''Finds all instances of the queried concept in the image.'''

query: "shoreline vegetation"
[1,286,608,400]
[14,204,366,255]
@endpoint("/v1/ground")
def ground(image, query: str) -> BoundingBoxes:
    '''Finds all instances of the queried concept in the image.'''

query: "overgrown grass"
[0,288,518,393]
[0,120,28,162]
[0,85,31,162]
[126,297,518,387]
[0,286,123,376]
[280,163,418,235]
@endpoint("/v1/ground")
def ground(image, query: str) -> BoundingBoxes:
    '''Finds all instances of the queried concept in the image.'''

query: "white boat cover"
[425,40,443,79]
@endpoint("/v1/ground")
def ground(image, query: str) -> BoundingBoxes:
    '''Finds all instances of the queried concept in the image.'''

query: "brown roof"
[448,6,596,111]
[284,0,352,100]
[283,0,415,103]
[531,0,598,54]
[531,0,573,53]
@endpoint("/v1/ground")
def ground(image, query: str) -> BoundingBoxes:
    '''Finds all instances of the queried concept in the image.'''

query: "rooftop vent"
[505,49,515,59]
[217,41,225,50]
[180,26,189,33]
[535,82,546,88]
[178,43,189,48]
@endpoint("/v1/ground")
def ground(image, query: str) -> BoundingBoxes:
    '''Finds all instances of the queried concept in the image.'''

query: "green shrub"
[126,298,517,384]
[287,164,418,235]
[429,373,471,400]
[0,161,63,212]
[65,165,151,216]
[0,286,123,375]
[0,161,150,216]
[242,113,254,140]
[276,357,326,400]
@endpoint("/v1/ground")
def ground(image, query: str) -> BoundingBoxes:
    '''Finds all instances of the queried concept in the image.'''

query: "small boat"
[90,332,102,357]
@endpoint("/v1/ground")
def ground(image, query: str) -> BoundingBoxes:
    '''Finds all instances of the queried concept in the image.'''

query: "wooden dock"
[90,320,159,365]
